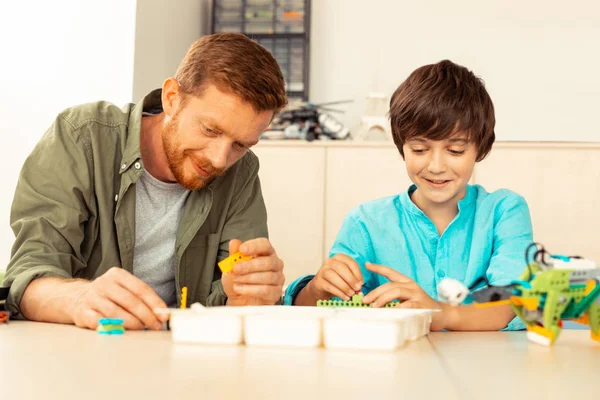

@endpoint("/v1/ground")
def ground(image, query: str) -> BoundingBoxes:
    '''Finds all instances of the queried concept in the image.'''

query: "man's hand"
[68,267,168,330]
[222,238,284,305]
[294,254,363,306]
[362,262,448,331]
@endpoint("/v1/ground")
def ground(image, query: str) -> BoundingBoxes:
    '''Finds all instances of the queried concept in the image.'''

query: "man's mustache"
[192,157,225,177]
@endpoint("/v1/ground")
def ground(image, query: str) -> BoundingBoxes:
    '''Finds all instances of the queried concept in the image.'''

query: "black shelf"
[246,32,305,39]
[211,0,311,101]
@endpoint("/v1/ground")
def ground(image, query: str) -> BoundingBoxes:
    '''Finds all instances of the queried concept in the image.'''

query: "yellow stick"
[181,287,188,309]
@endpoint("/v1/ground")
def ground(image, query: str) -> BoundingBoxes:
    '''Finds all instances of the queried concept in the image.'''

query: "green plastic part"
[512,262,600,342]
[316,294,397,308]
[97,324,125,333]
[588,301,600,336]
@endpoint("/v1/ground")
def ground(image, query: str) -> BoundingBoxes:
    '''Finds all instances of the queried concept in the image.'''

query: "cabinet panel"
[252,146,326,283]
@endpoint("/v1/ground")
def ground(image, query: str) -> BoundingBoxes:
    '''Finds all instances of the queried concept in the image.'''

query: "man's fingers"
[232,284,281,302]
[228,239,243,255]
[238,238,275,256]
[92,296,145,330]
[365,262,412,283]
[108,268,168,318]
[233,256,283,274]
[332,254,364,284]
[76,308,103,330]
[233,271,284,286]
[101,282,163,330]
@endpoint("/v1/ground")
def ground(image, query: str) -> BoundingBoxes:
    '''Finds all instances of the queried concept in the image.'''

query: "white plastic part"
[437,278,470,306]
[169,306,434,351]
[323,308,434,351]
[526,330,552,346]
[365,92,388,117]
[244,306,335,348]
[318,113,350,140]
[550,257,597,270]
[353,116,392,141]
[170,307,249,345]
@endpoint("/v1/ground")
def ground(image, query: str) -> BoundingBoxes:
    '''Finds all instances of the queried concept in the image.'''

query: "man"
[3,33,288,330]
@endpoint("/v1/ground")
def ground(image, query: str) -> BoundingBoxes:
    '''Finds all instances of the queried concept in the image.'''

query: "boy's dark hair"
[389,60,495,161]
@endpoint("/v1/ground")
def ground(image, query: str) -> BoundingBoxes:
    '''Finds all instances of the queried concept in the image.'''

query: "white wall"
[310,0,600,142]
[0,0,138,268]
[133,0,211,101]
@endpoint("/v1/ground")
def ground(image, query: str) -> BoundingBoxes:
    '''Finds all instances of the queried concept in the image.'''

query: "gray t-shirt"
[132,170,190,307]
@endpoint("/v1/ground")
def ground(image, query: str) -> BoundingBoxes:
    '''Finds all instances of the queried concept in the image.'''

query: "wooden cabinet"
[474,144,600,263]
[254,141,600,284]
[251,144,326,284]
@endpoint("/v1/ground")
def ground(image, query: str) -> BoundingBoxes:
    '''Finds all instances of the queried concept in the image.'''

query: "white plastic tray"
[169,305,434,351]
[323,308,433,351]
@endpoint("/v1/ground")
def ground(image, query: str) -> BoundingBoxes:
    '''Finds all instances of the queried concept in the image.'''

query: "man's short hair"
[176,33,288,113]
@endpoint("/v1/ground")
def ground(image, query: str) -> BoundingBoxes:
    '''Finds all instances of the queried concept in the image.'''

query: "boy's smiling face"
[403,132,478,208]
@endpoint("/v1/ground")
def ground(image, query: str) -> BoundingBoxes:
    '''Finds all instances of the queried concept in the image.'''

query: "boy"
[285,60,533,331]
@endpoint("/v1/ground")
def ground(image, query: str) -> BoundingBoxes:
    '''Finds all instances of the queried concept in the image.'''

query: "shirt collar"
[119,88,163,174]
[400,184,476,217]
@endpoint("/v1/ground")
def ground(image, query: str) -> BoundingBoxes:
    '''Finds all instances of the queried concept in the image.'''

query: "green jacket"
[4,89,268,317]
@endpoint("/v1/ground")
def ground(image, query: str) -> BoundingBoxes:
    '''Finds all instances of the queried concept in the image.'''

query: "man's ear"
[161,78,182,118]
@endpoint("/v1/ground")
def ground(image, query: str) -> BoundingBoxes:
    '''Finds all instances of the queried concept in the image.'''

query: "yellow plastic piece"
[511,296,539,310]
[591,329,600,342]
[528,324,556,343]
[474,299,512,308]
[181,287,188,309]
[584,279,596,295]
[218,251,252,273]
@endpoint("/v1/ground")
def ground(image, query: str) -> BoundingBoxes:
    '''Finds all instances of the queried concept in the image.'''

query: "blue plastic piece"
[511,280,532,289]
[98,318,124,325]
[97,330,125,335]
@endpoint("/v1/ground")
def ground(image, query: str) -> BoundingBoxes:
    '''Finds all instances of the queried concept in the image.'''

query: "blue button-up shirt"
[285,184,533,331]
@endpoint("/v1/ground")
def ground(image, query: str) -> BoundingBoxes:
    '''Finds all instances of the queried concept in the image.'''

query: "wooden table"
[0,322,597,399]
[428,330,600,399]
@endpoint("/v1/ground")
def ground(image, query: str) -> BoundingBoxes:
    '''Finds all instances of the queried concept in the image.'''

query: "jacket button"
[134,162,142,170]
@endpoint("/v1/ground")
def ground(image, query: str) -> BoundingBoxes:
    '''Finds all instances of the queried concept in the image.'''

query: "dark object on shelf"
[263,100,352,141]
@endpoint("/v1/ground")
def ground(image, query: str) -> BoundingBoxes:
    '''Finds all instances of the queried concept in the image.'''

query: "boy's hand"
[303,254,364,301]
[362,262,449,331]
[222,238,285,305]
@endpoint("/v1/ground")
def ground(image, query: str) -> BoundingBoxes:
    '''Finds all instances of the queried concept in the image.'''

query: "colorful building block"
[317,293,397,308]
[218,251,253,274]
[97,318,125,335]
[439,242,600,346]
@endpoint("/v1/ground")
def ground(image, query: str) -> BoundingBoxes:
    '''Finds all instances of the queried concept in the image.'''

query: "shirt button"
[114,194,119,202]
[430,238,438,244]
[121,164,127,170]
[437,270,446,278]
[134,162,142,170]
